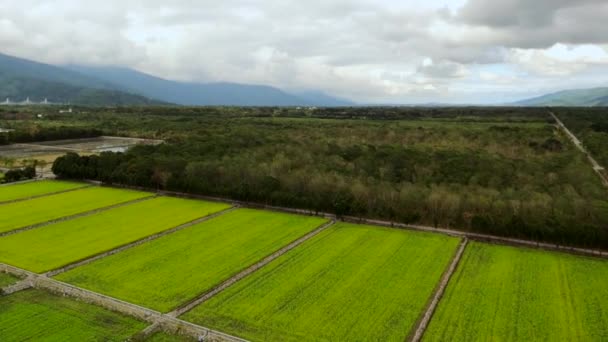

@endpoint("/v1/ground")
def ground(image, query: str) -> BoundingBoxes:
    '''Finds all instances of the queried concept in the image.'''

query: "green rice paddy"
[0,289,146,341]
[423,242,608,341]
[183,223,460,342]
[0,196,231,273]
[57,209,328,312]
[0,180,87,203]
[0,186,152,234]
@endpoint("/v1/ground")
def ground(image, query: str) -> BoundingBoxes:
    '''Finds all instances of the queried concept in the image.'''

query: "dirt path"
[44,206,239,277]
[0,184,92,205]
[0,263,246,342]
[550,111,608,188]
[409,238,468,342]
[0,195,156,238]
[169,219,336,318]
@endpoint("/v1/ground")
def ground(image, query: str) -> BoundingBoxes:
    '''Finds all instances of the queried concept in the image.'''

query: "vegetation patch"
[424,242,608,341]
[0,186,151,234]
[57,209,327,312]
[0,180,86,202]
[0,196,231,273]
[0,272,19,288]
[0,289,146,341]
[183,223,460,342]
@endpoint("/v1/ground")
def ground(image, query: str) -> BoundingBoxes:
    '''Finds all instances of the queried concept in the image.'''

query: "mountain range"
[513,87,608,107]
[0,52,606,107]
[0,52,352,107]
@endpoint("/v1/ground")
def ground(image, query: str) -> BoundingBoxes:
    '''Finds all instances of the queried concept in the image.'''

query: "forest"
[3,105,608,248]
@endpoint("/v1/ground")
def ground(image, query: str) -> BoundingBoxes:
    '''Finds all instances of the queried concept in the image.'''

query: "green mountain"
[0,53,163,106]
[68,65,354,107]
[516,87,608,106]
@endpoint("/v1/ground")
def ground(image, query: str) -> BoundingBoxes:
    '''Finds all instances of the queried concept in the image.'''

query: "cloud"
[0,0,606,103]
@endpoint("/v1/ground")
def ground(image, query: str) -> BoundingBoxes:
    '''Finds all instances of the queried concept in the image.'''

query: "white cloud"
[0,0,606,103]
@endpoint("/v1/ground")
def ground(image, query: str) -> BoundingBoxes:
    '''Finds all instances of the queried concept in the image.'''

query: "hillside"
[516,87,608,106]
[68,65,353,107]
[0,53,162,106]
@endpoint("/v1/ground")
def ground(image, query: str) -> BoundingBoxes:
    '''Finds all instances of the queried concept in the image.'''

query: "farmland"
[424,242,608,341]
[183,223,460,342]
[29,106,608,249]
[0,180,86,202]
[57,209,328,312]
[0,186,151,233]
[0,196,231,273]
[0,289,146,341]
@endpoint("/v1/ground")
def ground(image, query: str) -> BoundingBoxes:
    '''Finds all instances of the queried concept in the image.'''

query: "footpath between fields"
[0,263,247,342]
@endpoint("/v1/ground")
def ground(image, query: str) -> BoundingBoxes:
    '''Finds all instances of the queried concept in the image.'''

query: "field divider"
[0,277,34,296]
[168,219,337,318]
[0,195,157,238]
[0,263,247,342]
[0,178,40,187]
[44,205,241,277]
[409,238,468,342]
[0,184,93,205]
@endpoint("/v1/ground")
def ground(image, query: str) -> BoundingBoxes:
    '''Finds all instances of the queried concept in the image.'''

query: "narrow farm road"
[550,111,608,188]
[409,238,469,342]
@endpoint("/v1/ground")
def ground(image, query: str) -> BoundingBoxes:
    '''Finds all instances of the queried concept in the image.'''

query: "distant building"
[59,107,73,114]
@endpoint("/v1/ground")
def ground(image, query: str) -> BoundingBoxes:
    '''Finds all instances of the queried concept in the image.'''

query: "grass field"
[0,196,231,273]
[183,223,460,342]
[0,186,152,234]
[0,289,146,341]
[0,272,18,288]
[57,209,328,312]
[424,242,608,341]
[0,180,87,203]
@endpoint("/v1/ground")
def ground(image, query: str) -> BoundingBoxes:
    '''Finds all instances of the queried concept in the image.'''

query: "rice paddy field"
[183,223,460,342]
[0,289,146,341]
[0,186,152,233]
[1,180,608,341]
[57,209,328,312]
[0,197,231,273]
[424,242,608,341]
[0,180,87,203]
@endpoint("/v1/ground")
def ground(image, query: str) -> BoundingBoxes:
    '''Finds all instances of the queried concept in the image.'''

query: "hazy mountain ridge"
[516,87,608,107]
[0,52,352,107]
[0,53,163,105]
[68,65,354,107]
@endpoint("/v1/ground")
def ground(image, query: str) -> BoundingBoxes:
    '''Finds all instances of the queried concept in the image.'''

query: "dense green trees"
[2,166,35,183]
[45,107,608,249]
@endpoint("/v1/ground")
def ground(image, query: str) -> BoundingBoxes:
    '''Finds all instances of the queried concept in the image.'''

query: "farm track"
[0,184,92,205]
[0,195,157,238]
[409,238,468,342]
[0,263,247,342]
[168,219,336,317]
[44,205,240,278]
[550,111,608,188]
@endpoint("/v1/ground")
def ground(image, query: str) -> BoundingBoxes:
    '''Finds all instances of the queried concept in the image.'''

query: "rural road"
[550,112,608,188]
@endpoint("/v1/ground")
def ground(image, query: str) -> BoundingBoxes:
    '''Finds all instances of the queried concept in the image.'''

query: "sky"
[0,0,607,104]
